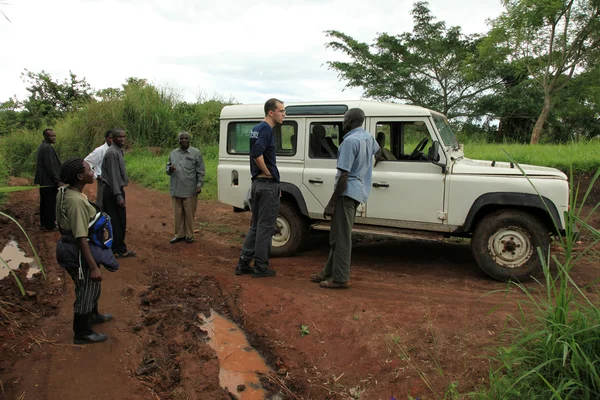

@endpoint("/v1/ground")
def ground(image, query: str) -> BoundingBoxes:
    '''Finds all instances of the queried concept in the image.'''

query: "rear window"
[227,121,298,156]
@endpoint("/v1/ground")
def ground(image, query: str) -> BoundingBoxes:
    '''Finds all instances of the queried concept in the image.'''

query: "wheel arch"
[462,192,562,234]
[280,182,310,218]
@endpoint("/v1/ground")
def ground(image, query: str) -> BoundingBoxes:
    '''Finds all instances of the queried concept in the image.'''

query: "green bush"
[1,129,41,177]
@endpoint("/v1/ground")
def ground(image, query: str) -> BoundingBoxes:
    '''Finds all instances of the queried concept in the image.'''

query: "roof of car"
[220,100,436,119]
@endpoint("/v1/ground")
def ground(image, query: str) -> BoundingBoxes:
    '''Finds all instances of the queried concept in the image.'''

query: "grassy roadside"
[125,145,219,201]
[463,140,600,173]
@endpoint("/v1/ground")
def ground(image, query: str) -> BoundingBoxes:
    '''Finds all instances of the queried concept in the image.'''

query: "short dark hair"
[104,130,112,139]
[42,128,54,137]
[264,98,283,116]
[111,128,125,136]
[60,158,86,186]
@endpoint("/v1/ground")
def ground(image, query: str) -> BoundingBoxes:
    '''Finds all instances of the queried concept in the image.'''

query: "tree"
[15,69,93,130]
[325,1,501,118]
[485,0,600,144]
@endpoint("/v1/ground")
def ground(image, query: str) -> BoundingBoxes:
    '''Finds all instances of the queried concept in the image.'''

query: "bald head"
[343,108,365,133]
[178,131,191,150]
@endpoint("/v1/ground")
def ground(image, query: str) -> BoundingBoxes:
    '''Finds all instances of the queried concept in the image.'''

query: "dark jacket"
[34,140,61,186]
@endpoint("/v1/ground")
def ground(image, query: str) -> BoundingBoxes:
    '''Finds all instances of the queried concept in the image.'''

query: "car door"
[366,117,447,226]
[301,119,343,210]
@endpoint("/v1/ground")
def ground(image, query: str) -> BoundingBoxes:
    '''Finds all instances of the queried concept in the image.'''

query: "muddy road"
[1,178,598,400]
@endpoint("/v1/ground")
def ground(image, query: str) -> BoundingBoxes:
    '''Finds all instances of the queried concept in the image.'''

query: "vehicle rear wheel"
[471,209,550,281]
[270,200,309,257]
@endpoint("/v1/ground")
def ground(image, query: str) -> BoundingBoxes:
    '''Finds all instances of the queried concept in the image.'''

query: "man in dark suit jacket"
[34,128,63,231]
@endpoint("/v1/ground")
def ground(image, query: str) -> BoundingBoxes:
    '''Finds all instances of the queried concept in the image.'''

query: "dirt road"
[1,179,598,400]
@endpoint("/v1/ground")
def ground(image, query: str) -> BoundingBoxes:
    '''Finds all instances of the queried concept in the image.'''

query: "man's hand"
[89,265,103,282]
[117,197,126,207]
[324,202,335,219]
[169,164,176,173]
[196,187,202,194]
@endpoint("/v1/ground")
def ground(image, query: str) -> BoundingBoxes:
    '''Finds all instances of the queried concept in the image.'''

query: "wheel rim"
[487,226,533,269]
[272,215,291,247]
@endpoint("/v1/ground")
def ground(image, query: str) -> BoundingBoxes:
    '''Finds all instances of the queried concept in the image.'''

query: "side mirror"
[427,141,441,162]
[427,141,447,173]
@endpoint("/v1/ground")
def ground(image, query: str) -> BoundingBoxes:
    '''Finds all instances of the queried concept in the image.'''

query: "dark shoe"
[170,237,185,244]
[185,237,194,244]
[74,331,109,344]
[73,313,108,344]
[319,279,349,289]
[234,257,253,275]
[310,272,329,283]
[90,305,113,324]
[114,250,137,258]
[252,268,276,278]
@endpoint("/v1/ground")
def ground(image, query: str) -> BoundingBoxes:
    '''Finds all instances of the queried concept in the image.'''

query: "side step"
[311,222,446,242]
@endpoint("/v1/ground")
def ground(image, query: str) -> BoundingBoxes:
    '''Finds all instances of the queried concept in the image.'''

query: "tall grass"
[125,144,219,200]
[473,167,600,399]
[462,140,600,174]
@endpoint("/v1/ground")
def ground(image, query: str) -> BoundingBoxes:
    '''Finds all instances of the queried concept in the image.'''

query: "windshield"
[432,115,459,149]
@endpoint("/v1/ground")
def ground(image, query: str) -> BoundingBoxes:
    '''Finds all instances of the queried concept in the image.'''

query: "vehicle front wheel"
[270,200,309,257]
[471,209,550,281]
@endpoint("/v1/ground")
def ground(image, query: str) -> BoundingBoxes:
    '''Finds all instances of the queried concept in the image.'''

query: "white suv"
[217,101,569,281]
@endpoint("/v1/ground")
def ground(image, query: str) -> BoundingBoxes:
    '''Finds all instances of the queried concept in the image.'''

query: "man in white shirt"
[84,130,112,208]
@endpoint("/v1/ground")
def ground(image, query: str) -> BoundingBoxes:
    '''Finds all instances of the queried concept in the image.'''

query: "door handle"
[309,179,324,184]
[373,182,389,188]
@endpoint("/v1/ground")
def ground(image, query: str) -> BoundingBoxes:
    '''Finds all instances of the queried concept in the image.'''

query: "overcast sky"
[0,0,504,104]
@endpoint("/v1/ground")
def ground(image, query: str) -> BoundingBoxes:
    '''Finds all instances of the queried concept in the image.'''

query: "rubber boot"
[73,313,108,344]
[234,257,253,275]
[90,304,113,325]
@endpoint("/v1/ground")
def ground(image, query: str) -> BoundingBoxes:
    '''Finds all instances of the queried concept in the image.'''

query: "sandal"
[319,279,349,289]
[114,250,137,258]
[309,272,329,283]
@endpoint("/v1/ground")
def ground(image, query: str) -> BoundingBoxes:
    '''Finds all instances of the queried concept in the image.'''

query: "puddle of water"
[0,240,39,280]
[201,310,271,399]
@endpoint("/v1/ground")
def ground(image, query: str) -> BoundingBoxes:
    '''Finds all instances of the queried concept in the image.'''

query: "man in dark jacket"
[34,129,63,231]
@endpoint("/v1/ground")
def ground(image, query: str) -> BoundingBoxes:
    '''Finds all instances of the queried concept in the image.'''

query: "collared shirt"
[101,144,128,200]
[34,140,61,186]
[335,127,380,203]
[167,146,206,198]
[84,142,109,178]
[56,186,96,239]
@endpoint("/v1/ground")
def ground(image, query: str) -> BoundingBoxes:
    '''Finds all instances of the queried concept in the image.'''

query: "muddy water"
[0,240,39,279]
[201,310,271,399]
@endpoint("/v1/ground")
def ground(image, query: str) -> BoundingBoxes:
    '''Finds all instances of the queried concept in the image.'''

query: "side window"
[273,121,298,156]
[227,121,298,156]
[375,121,431,161]
[308,122,342,159]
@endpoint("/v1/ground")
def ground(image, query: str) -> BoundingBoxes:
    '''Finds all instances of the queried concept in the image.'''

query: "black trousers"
[39,186,58,229]
[103,185,128,253]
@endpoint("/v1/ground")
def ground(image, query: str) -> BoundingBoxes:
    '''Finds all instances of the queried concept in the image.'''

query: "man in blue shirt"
[309,108,381,289]
[235,98,286,278]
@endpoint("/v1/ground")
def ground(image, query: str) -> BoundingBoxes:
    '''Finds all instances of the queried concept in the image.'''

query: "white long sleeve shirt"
[84,142,109,179]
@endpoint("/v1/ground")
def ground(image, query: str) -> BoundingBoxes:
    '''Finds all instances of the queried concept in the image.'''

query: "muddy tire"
[270,200,309,257]
[471,209,549,281]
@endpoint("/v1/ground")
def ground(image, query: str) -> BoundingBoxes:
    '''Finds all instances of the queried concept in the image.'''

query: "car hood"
[451,157,567,179]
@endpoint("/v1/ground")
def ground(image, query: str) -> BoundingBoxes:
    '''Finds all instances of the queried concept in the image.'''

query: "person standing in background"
[34,128,63,231]
[101,128,136,258]
[166,131,205,244]
[84,130,112,208]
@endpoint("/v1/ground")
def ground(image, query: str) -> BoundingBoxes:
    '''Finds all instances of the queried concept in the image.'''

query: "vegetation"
[473,167,600,399]
[326,1,600,144]
[484,0,600,144]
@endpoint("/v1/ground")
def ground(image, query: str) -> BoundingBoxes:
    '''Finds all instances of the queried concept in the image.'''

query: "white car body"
[218,100,569,281]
